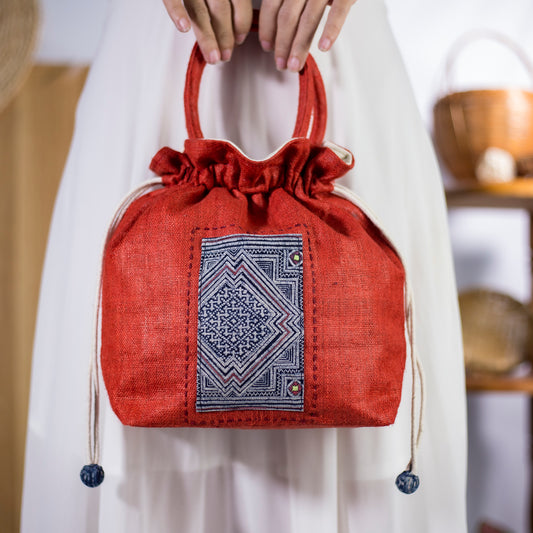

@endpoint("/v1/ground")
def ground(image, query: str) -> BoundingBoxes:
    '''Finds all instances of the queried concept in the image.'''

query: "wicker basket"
[433,31,533,182]
[0,0,40,112]
[459,289,533,374]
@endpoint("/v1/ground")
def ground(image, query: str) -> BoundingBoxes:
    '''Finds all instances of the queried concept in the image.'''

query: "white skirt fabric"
[21,0,467,531]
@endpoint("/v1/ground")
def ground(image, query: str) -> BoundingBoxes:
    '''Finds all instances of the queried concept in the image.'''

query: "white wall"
[35,0,533,531]
[35,0,109,63]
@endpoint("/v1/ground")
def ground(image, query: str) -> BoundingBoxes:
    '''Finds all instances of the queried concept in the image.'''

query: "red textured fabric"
[100,42,407,429]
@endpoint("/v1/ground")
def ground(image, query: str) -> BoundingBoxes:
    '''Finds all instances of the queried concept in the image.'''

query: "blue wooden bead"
[395,470,420,494]
[80,464,105,487]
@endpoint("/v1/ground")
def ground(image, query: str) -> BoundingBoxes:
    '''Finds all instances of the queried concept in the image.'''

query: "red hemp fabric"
[100,40,407,429]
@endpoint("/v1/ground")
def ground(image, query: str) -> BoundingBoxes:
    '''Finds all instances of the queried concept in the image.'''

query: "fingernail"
[221,49,232,62]
[208,49,221,64]
[275,57,286,71]
[261,40,272,51]
[236,33,248,45]
[318,37,331,51]
[287,56,300,72]
[177,18,190,32]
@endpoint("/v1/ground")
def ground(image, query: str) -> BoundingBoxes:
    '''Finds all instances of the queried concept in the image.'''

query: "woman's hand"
[259,0,356,72]
[162,0,254,64]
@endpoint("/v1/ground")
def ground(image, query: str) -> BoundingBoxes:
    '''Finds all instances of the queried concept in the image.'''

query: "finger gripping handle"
[184,9,327,143]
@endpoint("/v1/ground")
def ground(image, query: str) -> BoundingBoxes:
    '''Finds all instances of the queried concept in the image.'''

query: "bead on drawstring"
[80,464,105,488]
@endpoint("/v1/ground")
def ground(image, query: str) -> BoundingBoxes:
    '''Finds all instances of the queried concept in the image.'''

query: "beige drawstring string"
[80,167,424,493]
[333,182,425,494]
[81,178,164,488]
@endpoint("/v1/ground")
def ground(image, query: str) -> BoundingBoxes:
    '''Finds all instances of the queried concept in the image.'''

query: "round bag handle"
[444,29,533,93]
[184,10,327,143]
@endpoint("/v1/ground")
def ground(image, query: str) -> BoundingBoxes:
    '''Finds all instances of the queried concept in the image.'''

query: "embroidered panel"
[196,234,304,411]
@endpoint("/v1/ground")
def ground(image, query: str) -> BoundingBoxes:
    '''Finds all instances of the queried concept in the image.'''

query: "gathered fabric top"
[150,137,354,197]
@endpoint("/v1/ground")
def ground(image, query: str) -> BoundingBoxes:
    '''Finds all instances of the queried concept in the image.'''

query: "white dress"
[21,0,468,531]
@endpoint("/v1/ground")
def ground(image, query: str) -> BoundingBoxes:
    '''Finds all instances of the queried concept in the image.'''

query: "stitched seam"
[299,223,318,416]
[184,228,200,423]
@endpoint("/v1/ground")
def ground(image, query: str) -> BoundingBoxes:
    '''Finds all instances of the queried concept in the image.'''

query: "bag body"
[99,43,407,429]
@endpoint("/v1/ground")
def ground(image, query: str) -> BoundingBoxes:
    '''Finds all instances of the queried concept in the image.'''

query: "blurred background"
[2,0,533,531]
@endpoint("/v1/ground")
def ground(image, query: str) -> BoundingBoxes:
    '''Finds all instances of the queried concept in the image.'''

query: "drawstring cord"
[80,178,164,488]
[80,172,424,493]
[400,284,425,493]
[333,183,425,494]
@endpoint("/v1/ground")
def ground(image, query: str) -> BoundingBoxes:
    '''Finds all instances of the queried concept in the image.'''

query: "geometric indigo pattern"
[196,234,304,411]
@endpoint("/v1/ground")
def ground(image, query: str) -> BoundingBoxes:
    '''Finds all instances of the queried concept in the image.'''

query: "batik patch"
[196,234,304,411]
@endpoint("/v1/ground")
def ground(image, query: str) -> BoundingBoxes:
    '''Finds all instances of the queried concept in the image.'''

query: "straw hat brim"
[0,0,40,112]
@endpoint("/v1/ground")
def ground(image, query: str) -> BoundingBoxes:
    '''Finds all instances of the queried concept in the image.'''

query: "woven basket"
[433,31,533,182]
[0,0,40,113]
[459,289,533,375]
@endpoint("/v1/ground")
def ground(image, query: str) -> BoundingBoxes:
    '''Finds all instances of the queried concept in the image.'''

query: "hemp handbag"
[80,38,424,495]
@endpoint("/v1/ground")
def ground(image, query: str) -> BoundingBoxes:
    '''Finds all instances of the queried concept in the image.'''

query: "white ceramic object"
[475,147,516,184]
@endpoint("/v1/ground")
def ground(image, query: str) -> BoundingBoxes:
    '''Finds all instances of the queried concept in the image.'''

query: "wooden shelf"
[467,372,533,394]
[447,180,533,397]
[449,173,533,529]
[446,178,533,210]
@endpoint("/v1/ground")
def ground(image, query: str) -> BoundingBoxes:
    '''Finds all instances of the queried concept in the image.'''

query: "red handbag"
[80,34,424,495]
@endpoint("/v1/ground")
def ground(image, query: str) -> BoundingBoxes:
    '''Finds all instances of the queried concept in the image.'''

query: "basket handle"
[184,9,327,143]
[445,29,533,93]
